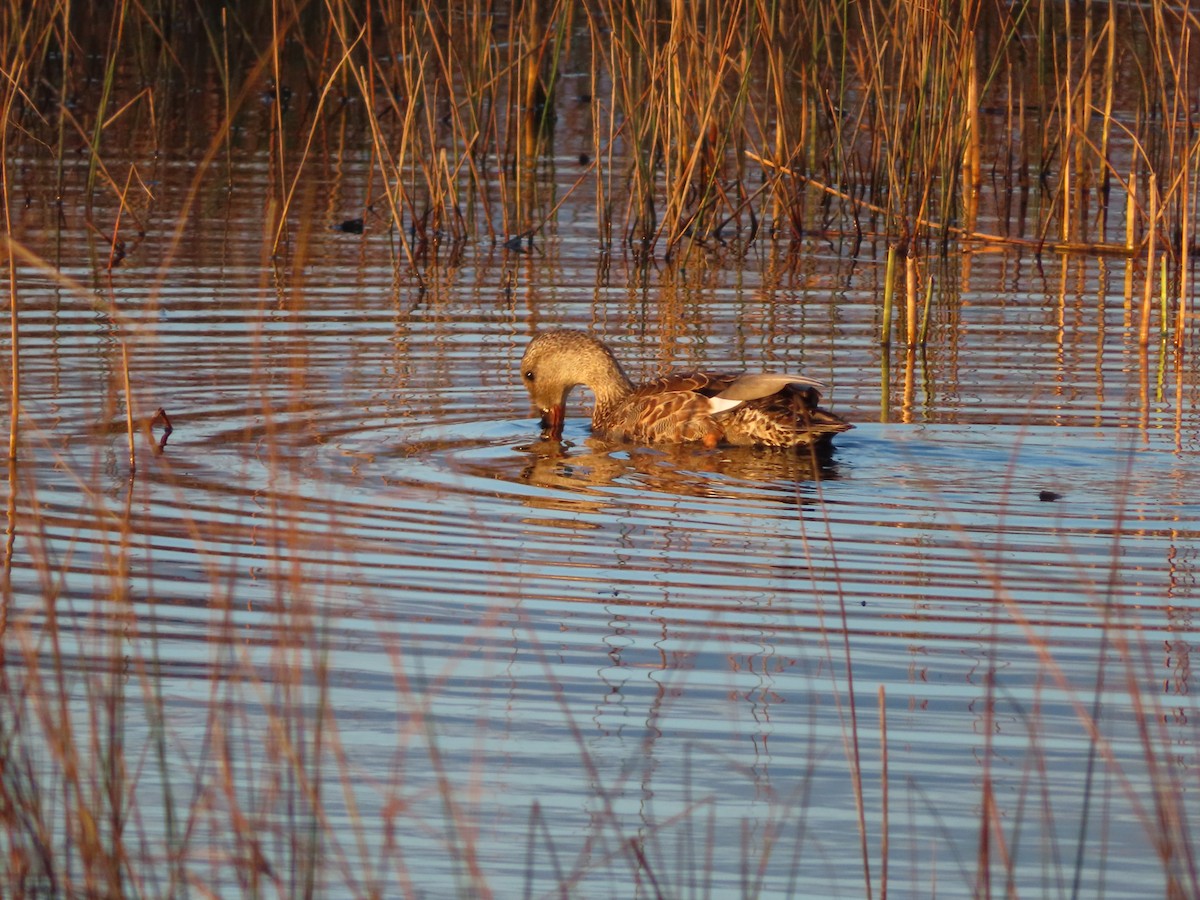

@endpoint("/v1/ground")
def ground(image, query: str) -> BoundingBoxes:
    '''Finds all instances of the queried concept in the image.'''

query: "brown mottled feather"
[519,329,851,449]
[598,388,724,445]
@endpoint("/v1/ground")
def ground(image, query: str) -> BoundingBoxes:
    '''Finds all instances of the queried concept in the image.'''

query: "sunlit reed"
[1,1,1198,895]
[21,0,1188,330]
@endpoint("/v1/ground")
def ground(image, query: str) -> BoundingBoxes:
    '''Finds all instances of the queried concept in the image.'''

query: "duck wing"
[600,388,724,444]
[639,371,826,407]
[715,373,825,402]
[593,373,734,444]
[631,371,739,397]
[601,371,844,447]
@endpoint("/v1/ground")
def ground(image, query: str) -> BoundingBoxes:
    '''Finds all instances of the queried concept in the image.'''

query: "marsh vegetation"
[2,1,1198,896]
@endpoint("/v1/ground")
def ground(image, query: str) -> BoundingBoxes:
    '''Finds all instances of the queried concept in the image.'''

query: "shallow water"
[5,126,1200,898]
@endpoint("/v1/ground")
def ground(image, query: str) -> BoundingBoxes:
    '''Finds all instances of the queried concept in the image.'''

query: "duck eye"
[523,370,535,382]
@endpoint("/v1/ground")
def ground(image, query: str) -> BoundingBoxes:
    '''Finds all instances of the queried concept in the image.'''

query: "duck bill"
[540,404,566,440]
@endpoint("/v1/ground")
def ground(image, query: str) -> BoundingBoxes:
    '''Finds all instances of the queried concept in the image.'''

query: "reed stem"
[881,244,897,346]
[918,274,934,347]
[2,62,21,461]
[1139,173,1157,346]
[905,250,918,348]
[879,685,889,900]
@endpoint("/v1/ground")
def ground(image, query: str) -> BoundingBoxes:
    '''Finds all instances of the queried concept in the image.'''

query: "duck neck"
[588,357,635,419]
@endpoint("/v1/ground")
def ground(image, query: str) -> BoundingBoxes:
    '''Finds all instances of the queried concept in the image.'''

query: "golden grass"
[0,1,1198,895]
[7,2,1199,279]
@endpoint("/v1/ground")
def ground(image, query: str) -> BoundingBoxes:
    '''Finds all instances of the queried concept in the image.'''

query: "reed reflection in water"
[11,309,1198,897]
[3,2,1199,894]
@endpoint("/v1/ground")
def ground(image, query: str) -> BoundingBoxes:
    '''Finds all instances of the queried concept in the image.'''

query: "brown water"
[6,86,1200,900]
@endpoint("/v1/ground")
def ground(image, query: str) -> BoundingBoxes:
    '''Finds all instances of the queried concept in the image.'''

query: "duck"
[519,329,851,449]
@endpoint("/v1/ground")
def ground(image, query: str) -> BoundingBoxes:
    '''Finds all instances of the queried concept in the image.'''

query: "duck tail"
[807,407,854,434]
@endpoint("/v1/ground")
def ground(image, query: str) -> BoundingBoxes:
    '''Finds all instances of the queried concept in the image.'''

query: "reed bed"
[1,1,1199,896]
[6,2,1197,290]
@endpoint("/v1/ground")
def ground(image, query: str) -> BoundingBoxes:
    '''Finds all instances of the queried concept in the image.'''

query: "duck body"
[520,329,851,449]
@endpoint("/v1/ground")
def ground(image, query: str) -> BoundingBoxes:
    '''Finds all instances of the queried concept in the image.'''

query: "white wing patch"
[707,395,745,415]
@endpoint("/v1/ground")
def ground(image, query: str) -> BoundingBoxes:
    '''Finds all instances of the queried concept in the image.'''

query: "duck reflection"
[513,430,840,507]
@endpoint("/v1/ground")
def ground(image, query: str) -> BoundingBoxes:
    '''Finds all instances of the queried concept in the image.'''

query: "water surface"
[5,110,1199,900]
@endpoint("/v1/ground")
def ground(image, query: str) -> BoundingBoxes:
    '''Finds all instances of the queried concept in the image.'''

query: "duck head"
[519,330,632,440]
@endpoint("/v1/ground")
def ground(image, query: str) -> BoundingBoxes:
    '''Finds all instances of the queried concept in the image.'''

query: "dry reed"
[27,0,1185,332]
[0,1,1197,896]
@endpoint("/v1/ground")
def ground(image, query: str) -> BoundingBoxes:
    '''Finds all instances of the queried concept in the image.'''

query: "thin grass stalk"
[113,300,136,473]
[1035,0,1051,226]
[411,15,447,245]
[84,0,127,215]
[222,9,232,186]
[1177,154,1192,349]
[108,166,140,472]
[193,5,235,188]
[6,5,1200,890]
[512,0,541,227]
[852,0,899,229]
[963,27,980,233]
[269,0,288,248]
[1173,29,1191,349]
[1100,0,1116,210]
[760,0,786,230]
[355,7,384,240]
[1159,256,1168,339]
[272,11,364,256]
[1126,161,1137,254]
[2,63,21,461]
[513,0,566,232]
[96,484,136,898]
[663,0,685,244]
[340,16,418,269]
[25,546,92,893]
[793,481,872,900]
[918,275,934,346]
[830,0,853,223]
[946,448,1181,899]
[135,597,182,896]
[905,250,918,347]
[1140,173,1158,345]
[589,15,613,249]
[2,458,12,624]
[881,243,897,346]
[1076,0,1094,240]
[521,0,542,157]
[1059,0,1074,244]
[540,0,572,141]
[879,685,889,900]
[48,0,71,231]
[984,780,1014,894]
[662,3,754,256]
[1123,657,1198,896]
[605,0,660,246]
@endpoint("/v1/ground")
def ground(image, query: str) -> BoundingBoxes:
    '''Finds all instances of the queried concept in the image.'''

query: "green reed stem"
[85,0,127,215]
[918,273,934,347]
[881,244,897,346]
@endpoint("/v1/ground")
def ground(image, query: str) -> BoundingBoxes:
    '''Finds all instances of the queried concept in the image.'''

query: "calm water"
[6,121,1200,898]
